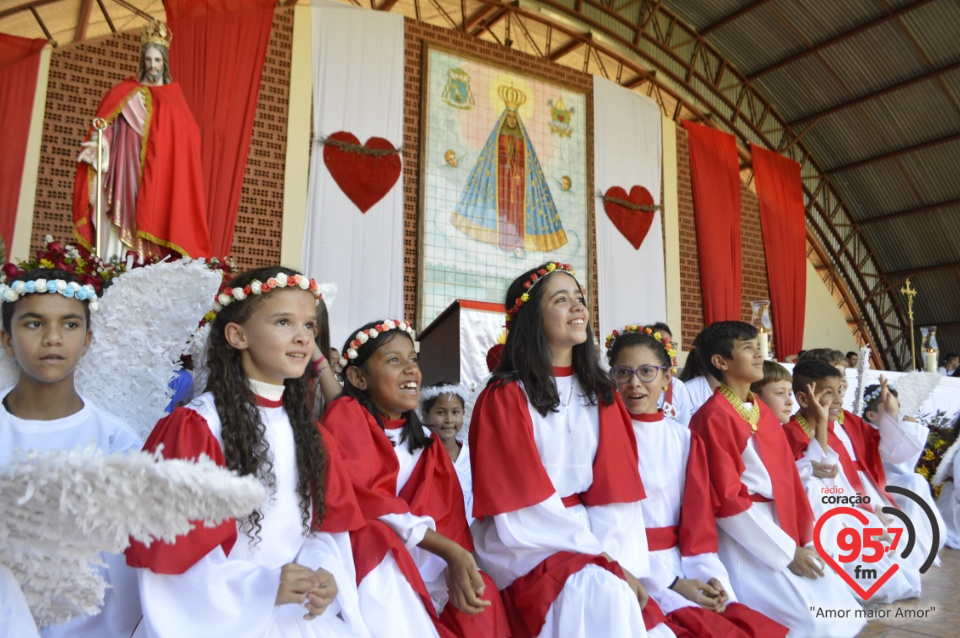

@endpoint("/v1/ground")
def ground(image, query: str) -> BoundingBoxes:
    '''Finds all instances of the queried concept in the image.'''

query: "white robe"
[716,428,865,637]
[453,441,475,528]
[682,376,714,418]
[936,448,960,549]
[632,414,736,614]
[0,388,143,638]
[795,433,922,603]
[658,377,694,427]
[379,424,448,619]
[134,393,371,638]
[869,413,946,555]
[0,563,40,638]
[472,374,672,638]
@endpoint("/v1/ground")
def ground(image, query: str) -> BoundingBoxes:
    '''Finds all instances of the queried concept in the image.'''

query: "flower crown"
[338,320,416,373]
[862,385,883,411]
[605,325,678,373]
[505,262,576,326]
[212,272,321,312]
[0,279,100,312]
[420,383,470,404]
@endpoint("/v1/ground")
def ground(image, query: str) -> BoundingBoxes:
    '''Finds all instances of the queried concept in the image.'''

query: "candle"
[925,351,938,372]
[759,332,769,360]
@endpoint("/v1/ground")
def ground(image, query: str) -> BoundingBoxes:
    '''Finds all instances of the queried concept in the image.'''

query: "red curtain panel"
[682,120,743,325]
[752,145,806,359]
[0,34,46,252]
[166,0,275,257]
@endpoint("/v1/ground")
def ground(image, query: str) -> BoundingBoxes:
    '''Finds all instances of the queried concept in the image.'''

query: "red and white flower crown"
[337,320,416,373]
[505,262,576,327]
[605,325,679,373]
[212,272,321,312]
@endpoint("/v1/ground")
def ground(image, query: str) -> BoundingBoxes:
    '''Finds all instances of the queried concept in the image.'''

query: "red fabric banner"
[752,145,807,358]
[166,0,275,256]
[0,35,45,252]
[682,121,743,324]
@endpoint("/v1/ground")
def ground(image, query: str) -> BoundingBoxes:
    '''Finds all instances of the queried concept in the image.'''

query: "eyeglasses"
[610,365,670,384]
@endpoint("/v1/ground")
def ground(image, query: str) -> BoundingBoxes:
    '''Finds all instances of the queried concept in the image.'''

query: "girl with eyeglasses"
[607,326,786,638]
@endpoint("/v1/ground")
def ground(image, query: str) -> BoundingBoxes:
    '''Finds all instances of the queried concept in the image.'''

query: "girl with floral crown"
[125,267,433,638]
[607,326,786,638]
[469,263,672,638]
[322,320,509,638]
[420,382,474,526]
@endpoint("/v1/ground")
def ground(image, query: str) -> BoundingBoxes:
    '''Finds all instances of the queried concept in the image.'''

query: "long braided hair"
[205,266,326,543]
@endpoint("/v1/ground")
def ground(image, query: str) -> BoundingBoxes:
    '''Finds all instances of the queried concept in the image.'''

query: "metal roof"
[3,0,958,367]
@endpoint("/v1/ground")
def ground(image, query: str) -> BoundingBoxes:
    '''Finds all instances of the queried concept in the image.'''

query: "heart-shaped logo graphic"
[323,132,402,213]
[603,185,656,250]
[813,506,900,600]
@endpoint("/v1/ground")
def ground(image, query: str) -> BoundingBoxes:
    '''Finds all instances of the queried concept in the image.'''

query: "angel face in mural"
[450,85,567,257]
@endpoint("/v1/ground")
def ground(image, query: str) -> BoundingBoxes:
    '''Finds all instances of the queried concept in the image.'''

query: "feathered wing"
[0,445,265,627]
[75,260,220,439]
[892,370,942,419]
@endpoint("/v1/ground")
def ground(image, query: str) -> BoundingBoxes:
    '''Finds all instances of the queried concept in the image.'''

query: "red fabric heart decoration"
[322,132,402,213]
[603,185,656,250]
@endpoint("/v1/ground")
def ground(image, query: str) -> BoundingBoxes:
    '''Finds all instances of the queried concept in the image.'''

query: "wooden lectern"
[418,300,505,389]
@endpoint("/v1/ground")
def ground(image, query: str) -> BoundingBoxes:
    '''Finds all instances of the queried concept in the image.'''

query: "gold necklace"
[837,410,844,425]
[795,413,815,440]
[719,384,760,432]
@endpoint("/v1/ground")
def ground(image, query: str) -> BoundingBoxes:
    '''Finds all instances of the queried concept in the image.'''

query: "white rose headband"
[213,272,321,312]
[861,385,883,413]
[337,320,416,373]
[0,279,100,312]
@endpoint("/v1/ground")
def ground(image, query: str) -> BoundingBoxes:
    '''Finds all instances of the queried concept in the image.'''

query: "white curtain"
[303,1,405,346]
[592,76,666,342]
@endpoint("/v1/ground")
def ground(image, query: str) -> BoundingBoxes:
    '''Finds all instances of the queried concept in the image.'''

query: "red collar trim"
[553,365,574,377]
[629,410,664,422]
[383,418,405,431]
[255,396,283,408]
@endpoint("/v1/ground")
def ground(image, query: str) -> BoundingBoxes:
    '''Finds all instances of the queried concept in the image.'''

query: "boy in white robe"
[689,322,865,637]
[0,270,143,638]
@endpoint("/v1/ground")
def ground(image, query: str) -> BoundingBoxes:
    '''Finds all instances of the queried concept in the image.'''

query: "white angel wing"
[75,260,220,439]
[0,445,264,627]
[892,371,942,419]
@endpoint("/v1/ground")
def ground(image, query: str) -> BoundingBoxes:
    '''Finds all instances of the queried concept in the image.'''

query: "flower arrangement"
[605,325,679,373]
[505,262,575,326]
[914,409,955,498]
[338,320,416,373]
[3,237,237,306]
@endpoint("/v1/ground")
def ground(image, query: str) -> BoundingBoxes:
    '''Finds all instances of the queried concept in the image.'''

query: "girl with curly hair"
[127,266,416,637]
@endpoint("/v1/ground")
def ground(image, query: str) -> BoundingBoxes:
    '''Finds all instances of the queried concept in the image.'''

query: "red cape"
[469,380,646,518]
[73,78,211,258]
[690,391,814,547]
[321,396,473,550]
[322,398,508,637]
[679,431,722,556]
[126,403,363,574]
[841,410,894,506]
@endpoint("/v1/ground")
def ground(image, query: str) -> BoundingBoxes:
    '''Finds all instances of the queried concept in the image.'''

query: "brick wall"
[31,6,293,270]
[676,126,770,349]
